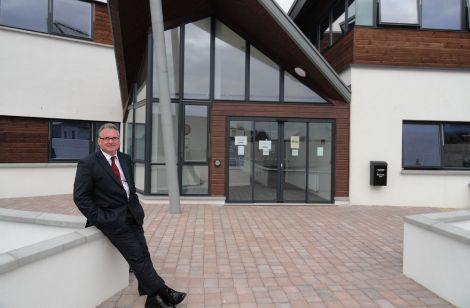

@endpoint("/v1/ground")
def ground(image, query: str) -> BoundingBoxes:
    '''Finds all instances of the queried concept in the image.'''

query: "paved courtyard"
[0,195,455,307]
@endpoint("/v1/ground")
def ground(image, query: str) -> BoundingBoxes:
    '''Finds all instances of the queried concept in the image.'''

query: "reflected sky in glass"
[284,72,326,103]
[380,0,419,24]
[0,0,48,32]
[422,0,462,30]
[184,18,211,99]
[249,46,279,101]
[52,0,92,38]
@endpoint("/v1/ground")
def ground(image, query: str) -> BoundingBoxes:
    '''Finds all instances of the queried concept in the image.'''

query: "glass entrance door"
[228,118,333,203]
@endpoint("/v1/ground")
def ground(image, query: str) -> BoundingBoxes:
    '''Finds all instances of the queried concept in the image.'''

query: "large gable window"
[421,0,463,30]
[379,0,419,25]
[249,46,280,101]
[284,72,326,103]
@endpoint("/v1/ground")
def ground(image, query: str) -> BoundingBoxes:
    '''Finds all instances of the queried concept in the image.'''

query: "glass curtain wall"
[153,28,180,98]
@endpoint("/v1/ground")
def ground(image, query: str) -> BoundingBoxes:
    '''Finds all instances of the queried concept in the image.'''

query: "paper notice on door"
[292,149,299,156]
[317,147,324,157]
[238,146,244,156]
[259,140,271,150]
[235,136,247,146]
[290,136,300,149]
[262,149,270,156]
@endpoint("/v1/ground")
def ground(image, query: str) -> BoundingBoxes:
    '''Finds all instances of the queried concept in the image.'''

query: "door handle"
[280,162,284,169]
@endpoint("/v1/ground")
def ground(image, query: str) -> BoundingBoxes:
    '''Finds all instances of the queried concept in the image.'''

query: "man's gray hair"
[98,123,120,136]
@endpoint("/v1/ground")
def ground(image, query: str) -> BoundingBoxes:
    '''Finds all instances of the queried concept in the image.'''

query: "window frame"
[48,119,120,162]
[0,0,94,41]
[402,121,470,171]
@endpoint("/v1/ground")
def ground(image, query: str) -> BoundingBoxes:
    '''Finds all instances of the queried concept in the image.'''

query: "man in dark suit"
[73,123,186,308]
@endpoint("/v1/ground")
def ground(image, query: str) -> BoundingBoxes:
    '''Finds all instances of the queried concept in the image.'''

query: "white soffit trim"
[258,0,352,103]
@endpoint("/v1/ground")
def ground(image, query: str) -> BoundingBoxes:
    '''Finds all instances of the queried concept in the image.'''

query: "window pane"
[214,21,245,100]
[135,162,145,191]
[52,0,92,39]
[183,18,211,99]
[443,123,470,168]
[356,0,374,26]
[422,0,462,30]
[134,106,146,160]
[136,84,146,103]
[331,1,346,45]
[150,165,167,194]
[249,46,279,101]
[284,72,326,103]
[51,121,91,159]
[184,105,208,162]
[228,121,253,201]
[403,123,441,167]
[125,109,134,157]
[0,0,48,32]
[308,122,333,202]
[182,165,208,194]
[151,103,178,163]
[153,28,180,98]
[379,0,419,24]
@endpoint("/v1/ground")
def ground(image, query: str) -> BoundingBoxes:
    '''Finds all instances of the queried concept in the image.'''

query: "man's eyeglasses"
[99,137,120,141]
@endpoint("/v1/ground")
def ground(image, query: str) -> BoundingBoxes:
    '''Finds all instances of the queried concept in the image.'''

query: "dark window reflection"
[0,0,48,33]
[402,123,441,168]
[51,121,91,159]
[52,0,92,39]
[443,124,470,168]
[422,0,462,30]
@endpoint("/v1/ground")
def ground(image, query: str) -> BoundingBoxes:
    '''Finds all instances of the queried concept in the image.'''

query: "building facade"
[290,0,470,208]
[108,0,351,204]
[0,0,121,197]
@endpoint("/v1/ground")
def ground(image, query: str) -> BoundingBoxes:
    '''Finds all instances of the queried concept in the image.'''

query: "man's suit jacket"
[73,151,145,228]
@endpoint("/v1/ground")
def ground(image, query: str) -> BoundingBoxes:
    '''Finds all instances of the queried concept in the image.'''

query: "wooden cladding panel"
[210,102,350,198]
[323,30,354,73]
[354,27,470,68]
[94,3,113,45]
[0,116,49,163]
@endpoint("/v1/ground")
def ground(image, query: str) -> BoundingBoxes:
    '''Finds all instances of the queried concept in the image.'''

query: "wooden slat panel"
[0,116,49,163]
[210,102,350,199]
[353,27,470,68]
[94,3,113,45]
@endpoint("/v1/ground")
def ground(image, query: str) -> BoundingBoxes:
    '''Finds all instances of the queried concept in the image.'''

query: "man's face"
[98,128,120,156]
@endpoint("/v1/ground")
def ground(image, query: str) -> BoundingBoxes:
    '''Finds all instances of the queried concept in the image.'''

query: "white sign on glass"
[234,136,247,146]
[259,140,271,150]
[262,149,270,156]
[292,149,299,156]
[290,136,300,149]
[317,147,324,157]
[238,146,244,155]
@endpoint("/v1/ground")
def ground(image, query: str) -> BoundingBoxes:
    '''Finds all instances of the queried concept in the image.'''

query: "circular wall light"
[294,67,306,77]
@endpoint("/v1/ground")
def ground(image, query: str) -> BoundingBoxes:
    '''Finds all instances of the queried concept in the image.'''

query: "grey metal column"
[149,0,181,214]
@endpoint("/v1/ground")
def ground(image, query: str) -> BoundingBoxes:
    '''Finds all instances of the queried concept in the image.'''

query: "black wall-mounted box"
[370,161,387,186]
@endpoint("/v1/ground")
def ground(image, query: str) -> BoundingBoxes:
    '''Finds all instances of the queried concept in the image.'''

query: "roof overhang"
[108,0,351,112]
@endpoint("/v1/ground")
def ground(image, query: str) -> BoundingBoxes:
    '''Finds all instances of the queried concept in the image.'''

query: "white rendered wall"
[0,27,121,122]
[0,237,128,308]
[350,66,470,208]
[0,163,77,198]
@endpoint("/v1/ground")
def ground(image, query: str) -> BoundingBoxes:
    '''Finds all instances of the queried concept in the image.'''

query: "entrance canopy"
[108,0,351,112]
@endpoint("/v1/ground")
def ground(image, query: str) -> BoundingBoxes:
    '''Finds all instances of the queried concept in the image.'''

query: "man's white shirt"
[101,150,130,199]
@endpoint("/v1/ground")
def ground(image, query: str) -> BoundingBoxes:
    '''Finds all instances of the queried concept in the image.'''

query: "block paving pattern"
[0,195,455,308]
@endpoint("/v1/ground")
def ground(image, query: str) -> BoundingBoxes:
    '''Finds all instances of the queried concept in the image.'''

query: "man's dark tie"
[111,156,123,186]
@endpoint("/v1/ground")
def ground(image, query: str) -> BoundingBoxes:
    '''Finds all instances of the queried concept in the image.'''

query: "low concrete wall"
[403,211,470,308]
[0,163,77,198]
[0,208,128,308]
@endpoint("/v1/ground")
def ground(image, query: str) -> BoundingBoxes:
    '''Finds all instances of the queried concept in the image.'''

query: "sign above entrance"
[234,136,247,146]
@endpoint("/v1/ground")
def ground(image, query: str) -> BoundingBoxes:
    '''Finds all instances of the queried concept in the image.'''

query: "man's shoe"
[157,286,187,306]
[145,295,165,308]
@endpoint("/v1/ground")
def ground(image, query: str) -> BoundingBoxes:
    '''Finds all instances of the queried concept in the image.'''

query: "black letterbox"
[370,161,387,186]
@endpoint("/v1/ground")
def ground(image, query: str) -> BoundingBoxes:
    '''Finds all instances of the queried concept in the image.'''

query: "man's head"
[98,123,120,156]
